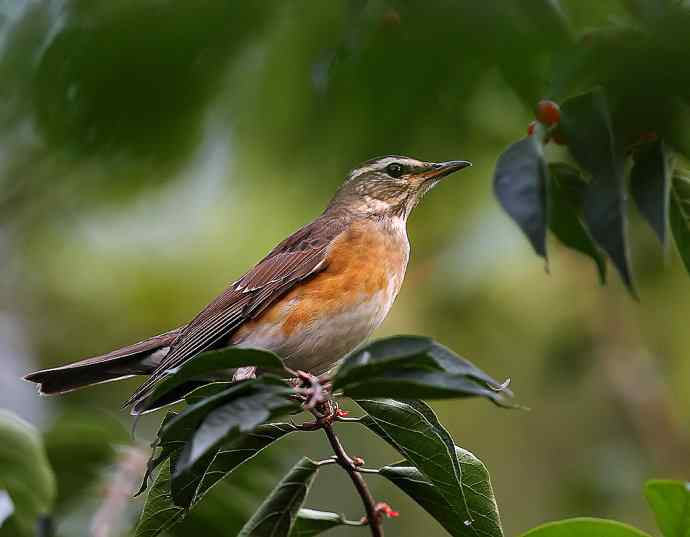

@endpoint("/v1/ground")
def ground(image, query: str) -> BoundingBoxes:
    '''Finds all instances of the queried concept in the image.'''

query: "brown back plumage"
[122,213,351,409]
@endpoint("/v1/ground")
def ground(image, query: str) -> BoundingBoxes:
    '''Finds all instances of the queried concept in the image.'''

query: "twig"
[318,415,384,537]
[291,373,386,537]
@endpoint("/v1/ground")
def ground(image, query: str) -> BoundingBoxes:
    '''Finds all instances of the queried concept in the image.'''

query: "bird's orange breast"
[231,218,409,372]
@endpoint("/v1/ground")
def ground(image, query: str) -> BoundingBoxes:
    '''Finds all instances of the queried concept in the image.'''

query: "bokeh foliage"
[1,1,689,536]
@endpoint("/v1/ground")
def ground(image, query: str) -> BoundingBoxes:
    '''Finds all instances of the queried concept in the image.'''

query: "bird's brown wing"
[124,214,350,407]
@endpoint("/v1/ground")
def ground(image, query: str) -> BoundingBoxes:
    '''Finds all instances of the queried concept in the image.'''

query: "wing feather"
[124,215,349,408]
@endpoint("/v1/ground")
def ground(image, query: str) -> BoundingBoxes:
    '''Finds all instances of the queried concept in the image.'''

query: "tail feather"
[24,328,183,396]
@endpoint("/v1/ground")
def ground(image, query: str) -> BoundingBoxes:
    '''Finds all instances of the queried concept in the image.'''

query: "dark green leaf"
[547,162,606,282]
[134,457,185,537]
[333,336,442,388]
[630,140,670,245]
[238,458,319,537]
[137,412,182,497]
[358,399,503,536]
[172,378,296,477]
[172,422,295,508]
[334,337,512,405]
[0,410,56,537]
[289,509,349,537]
[137,422,293,537]
[518,517,652,537]
[159,376,290,449]
[494,134,549,257]
[381,445,502,537]
[669,170,690,275]
[560,89,634,293]
[644,480,690,537]
[138,347,286,412]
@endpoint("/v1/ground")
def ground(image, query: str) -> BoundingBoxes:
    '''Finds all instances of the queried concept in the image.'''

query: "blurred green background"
[1,1,688,536]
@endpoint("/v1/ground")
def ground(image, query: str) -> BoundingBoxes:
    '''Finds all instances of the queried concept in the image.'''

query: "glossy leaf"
[358,399,503,536]
[237,458,319,537]
[644,480,690,537]
[334,336,512,405]
[519,517,652,537]
[560,90,634,293]
[138,347,287,412]
[134,458,185,537]
[137,422,293,537]
[289,509,349,537]
[172,422,295,508]
[669,170,690,275]
[547,162,606,282]
[0,410,56,537]
[381,445,502,537]
[158,376,292,453]
[175,380,295,475]
[494,133,548,257]
[630,140,670,246]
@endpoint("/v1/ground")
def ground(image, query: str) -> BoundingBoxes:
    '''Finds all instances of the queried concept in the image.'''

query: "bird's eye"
[386,163,404,178]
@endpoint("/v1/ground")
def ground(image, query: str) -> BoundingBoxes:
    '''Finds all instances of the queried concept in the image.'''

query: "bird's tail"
[24,328,183,396]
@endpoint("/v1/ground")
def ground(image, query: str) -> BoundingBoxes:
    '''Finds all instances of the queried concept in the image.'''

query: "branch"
[294,370,389,536]
[321,419,384,537]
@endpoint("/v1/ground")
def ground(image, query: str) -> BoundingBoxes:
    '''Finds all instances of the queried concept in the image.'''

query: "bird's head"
[327,155,471,219]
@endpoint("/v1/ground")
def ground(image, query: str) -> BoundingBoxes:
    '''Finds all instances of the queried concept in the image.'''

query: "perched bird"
[25,156,471,413]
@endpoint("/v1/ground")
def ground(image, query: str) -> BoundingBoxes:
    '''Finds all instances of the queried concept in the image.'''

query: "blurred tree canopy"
[1,1,689,537]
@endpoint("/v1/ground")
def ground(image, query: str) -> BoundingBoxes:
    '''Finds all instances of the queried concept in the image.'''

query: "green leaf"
[171,377,296,478]
[333,337,513,405]
[358,399,504,536]
[518,517,652,537]
[158,376,291,452]
[645,480,690,537]
[138,347,286,412]
[547,162,607,282]
[43,410,128,510]
[669,169,690,275]
[136,422,293,537]
[0,410,56,537]
[289,509,349,537]
[134,457,185,537]
[494,133,549,257]
[237,457,319,537]
[630,140,671,246]
[560,89,634,294]
[172,422,295,508]
[381,445,502,537]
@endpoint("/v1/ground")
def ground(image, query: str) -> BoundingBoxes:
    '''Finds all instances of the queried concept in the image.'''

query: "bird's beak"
[419,160,472,182]
[429,160,472,179]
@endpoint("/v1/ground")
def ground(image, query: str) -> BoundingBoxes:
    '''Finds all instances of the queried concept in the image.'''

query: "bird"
[25,155,471,414]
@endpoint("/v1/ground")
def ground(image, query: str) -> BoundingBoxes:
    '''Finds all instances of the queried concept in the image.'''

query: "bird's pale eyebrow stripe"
[349,157,414,180]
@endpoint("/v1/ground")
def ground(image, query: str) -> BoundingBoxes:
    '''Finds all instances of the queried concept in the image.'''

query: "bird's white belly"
[234,288,396,375]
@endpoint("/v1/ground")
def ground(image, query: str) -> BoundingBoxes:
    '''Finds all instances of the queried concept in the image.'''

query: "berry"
[527,121,537,136]
[336,409,349,418]
[536,100,561,126]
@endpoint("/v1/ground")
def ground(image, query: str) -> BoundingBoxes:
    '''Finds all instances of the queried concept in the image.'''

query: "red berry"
[536,100,561,126]
[527,121,537,136]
